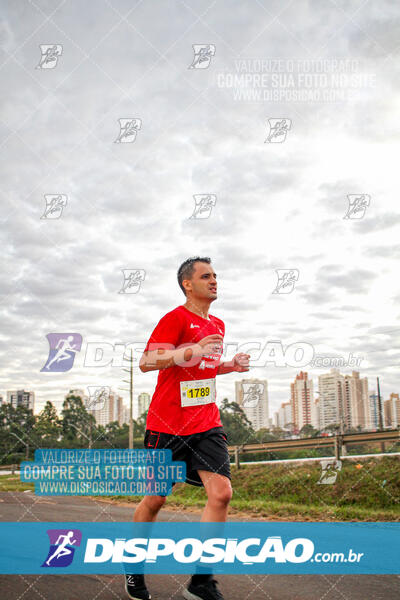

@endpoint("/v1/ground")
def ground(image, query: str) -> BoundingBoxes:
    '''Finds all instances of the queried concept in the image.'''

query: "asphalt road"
[0,492,398,600]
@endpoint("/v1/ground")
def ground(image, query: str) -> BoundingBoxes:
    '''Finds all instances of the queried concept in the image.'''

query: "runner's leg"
[133,482,179,522]
[197,471,232,522]
[133,495,166,522]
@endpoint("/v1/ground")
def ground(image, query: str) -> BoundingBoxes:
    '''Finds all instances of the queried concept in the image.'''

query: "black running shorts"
[144,426,231,488]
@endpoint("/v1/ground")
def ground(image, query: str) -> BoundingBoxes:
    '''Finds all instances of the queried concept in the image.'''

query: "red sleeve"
[144,311,183,353]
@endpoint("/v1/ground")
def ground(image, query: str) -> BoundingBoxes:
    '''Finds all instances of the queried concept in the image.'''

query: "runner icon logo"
[188,45,216,69]
[114,118,142,143]
[265,118,291,143]
[242,382,264,408]
[36,45,63,69]
[41,194,68,219]
[189,194,217,219]
[119,269,146,294]
[41,333,82,372]
[317,460,342,485]
[343,194,370,219]
[42,529,82,567]
[272,269,299,294]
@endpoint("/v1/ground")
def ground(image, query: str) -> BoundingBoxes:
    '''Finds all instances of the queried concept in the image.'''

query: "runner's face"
[185,262,217,300]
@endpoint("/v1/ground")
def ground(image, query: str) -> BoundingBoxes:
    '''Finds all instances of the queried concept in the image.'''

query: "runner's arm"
[140,334,224,373]
[216,353,250,375]
[216,362,237,375]
[139,345,199,372]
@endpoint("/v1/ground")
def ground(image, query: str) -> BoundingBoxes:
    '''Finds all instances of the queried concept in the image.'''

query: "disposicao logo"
[83,536,314,565]
[42,529,82,567]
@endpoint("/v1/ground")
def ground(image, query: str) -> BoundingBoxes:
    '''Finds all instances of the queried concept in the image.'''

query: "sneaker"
[125,574,151,600]
[182,578,225,600]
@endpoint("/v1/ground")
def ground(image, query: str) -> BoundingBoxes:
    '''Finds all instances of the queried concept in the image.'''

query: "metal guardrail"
[1,430,399,472]
[227,429,400,468]
[0,464,19,474]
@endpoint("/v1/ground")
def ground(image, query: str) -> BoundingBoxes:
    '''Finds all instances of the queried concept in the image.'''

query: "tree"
[135,410,148,437]
[61,394,97,446]
[94,421,131,448]
[269,426,287,439]
[0,404,36,461]
[254,428,278,443]
[299,424,318,438]
[323,423,340,434]
[102,421,129,447]
[219,399,255,445]
[35,401,61,446]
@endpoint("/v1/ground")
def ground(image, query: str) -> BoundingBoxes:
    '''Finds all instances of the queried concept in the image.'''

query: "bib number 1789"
[187,386,210,398]
[180,378,216,407]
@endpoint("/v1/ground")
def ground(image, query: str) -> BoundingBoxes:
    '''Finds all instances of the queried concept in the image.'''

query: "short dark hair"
[177,257,211,296]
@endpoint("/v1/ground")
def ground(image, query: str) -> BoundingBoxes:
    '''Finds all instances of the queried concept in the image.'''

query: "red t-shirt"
[144,305,225,435]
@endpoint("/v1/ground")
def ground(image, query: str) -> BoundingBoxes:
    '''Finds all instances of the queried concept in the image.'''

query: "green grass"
[108,455,400,521]
[1,456,399,521]
[0,475,34,492]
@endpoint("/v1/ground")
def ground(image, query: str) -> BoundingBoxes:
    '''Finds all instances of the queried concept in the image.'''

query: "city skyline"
[3,366,398,433]
[3,311,399,418]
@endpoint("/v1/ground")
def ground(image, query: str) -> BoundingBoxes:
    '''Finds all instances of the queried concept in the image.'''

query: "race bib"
[180,378,216,408]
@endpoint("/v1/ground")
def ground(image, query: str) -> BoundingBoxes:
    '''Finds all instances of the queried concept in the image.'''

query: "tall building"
[290,371,314,433]
[277,401,292,430]
[121,404,130,425]
[0,394,3,406]
[137,392,151,418]
[384,393,400,428]
[235,379,269,431]
[318,369,370,432]
[110,391,124,425]
[91,391,124,427]
[6,390,35,411]
[368,393,381,429]
[313,396,320,430]
[318,369,344,430]
[343,371,369,430]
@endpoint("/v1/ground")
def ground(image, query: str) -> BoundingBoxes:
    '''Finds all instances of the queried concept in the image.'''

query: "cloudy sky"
[1,0,399,419]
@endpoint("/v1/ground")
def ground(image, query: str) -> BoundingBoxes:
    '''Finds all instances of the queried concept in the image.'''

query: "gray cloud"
[316,265,377,293]
[365,245,400,258]
[1,1,399,413]
[357,214,400,234]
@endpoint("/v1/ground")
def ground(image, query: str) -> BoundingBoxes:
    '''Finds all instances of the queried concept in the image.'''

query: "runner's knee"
[208,482,232,506]
[144,494,167,512]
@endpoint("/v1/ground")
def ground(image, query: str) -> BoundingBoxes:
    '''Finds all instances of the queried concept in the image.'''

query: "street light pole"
[377,376,383,430]
[122,349,134,449]
[377,376,385,453]
[129,349,133,449]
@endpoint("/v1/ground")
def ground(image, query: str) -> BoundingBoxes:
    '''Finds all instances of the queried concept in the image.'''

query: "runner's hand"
[233,352,250,372]
[193,334,223,357]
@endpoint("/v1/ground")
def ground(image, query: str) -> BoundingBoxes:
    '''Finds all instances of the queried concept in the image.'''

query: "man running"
[45,531,77,566]
[45,335,77,370]
[125,257,250,600]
